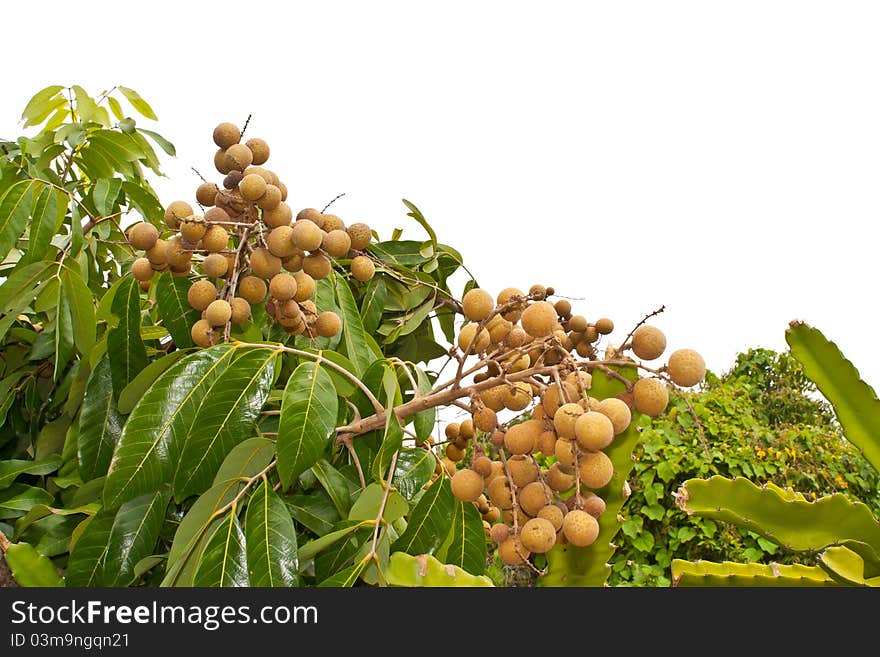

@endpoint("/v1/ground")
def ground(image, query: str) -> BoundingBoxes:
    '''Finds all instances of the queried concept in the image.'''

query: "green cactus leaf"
[819,546,880,587]
[785,322,880,472]
[677,475,880,578]
[386,552,493,587]
[671,559,840,586]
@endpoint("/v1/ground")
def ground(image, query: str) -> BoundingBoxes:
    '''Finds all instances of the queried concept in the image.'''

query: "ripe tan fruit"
[479,386,506,413]
[519,482,551,516]
[473,407,497,432]
[457,322,490,354]
[486,315,512,344]
[245,138,270,165]
[520,517,557,554]
[562,509,599,547]
[595,317,614,335]
[202,253,229,278]
[542,382,577,416]
[223,171,243,190]
[667,349,706,387]
[250,248,282,279]
[269,273,298,301]
[283,251,304,272]
[483,506,501,523]
[507,455,539,487]
[213,122,240,149]
[315,311,342,337]
[458,418,474,440]
[498,536,530,565]
[633,378,669,417]
[554,439,577,469]
[165,236,192,268]
[204,206,230,224]
[201,225,229,253]
[146,239,168,266]
[321,213,345,232]
[501,382,532,411]
[164,201,193,230]
[487,477,513,509]
[582,492,606,518]
[450,469,484,502]
[632,325,667,360]
[214,148,232,175]
[130,257,154,281]
[127,222,159,250]
[521,301,557,338]
[256,185,282,211]
[496,287,526,321]
[473,455,493,477]
[489,523,510,545]
[229,297,251,325]
[296,208,324,227]
[536,430,557,457]
[322,229,351,257]
[239,173,268,201]
[238,276,267,304]
[574,411,615,451]
[191,319,216,347]
[596,397,632,435]
[346,222,371,250]
[440,457,457,476]
[568,315,588,333]
[538,504,565,531]
[187,280,217,311]
[503,419,541,455]
[263,202,293,229]
[195,182,218,207]
[462,288,494,322]
[302,253,331,279]
[529,284,547,299]
[224,143,253,171]
[553,403,585,440]
[484,460,505,485]
[292,272,316,302]
[179,215,206,243]
[266,226,296,259]
[546,463,575,491]
[205,299,232,327]
[350,255,375,282]
[578,451,614,489]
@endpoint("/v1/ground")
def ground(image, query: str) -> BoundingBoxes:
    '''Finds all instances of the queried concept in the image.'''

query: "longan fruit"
[204,206,230,224]
[213,122,240,149]
[484,460,505,486]
[521,301,557,338]
[537,504,565,531]
[457,322,490,354]
[574,411,615,451]
[201,225,229,253]
[127,222,158,251]
[504,325,527,348]
[266,226,297,259]
[546,463,575,491]
[283,251,305,273]
[490,523,510,545]
[302,253,331,279]
[205,299,232,327]
[462,288,494,322]
[504,419,542,455]
[483,506,501,523]
[256,185,282,211]
[165,236,192,268]
[178,215,205,243]
[187,280,217,311]
[473,407,497,432]
[223,171,243,190]
[632,325,667,361]
[322,229,351,257]
[553,403,584,440]
[164,201,193,230]
[553,299,571,317]
[582,492,606,518]
[350,255,375,282]
[507,455,539,487]
[299,300,318,317]
[214,148,232,175]
[321,213,345,232]
[536,430,557,457]
[633,378,669,417]
[529,284,547,299]
[296,207,324,226]
[487,477,513,509]
[520,517,557,554]
[127,258,152,282]
[487,315,512,343]
[347,222,371,250]
[292,272,316,302]
[519,482,551,517]
[269,273,298,301]
[245,137,270,165]
[479,385,506,413]
[263,202,293,229]
[250,248,282,279]
[440,457,457,476]
[195,182,219,207]
[239,173,267,201]
[498,536,530,566]
[554,439,577,469]
[229,297,251,325]
[224,143,253,171]
[566,370,593,392]
[315,311,342,337]
[501,382,532,411]
[146,239,168,266]
[596,397,632,436]
[667,349,706,388]
[291,219,323,252]
[562,509,599,547]
[542,382,577,416]
[202,253,229,278]
[595,317,614,335]
[238,275,267,304]
[568,315,588,333]
[473,455,493,477]
[450,468,484,502]
[191,319,216,347]
[578,451,614,490]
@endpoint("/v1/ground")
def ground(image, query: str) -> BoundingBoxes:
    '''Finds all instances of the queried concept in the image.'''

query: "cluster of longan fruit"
[125,121,380,346]
[432,285,705,566]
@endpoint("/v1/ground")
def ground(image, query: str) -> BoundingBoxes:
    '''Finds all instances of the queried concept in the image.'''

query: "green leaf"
[786,322,880,472]
[318,558,367,587]
[401,199,437,248]
[117,349,190,414]
[14,501,98,536]
[106,276,148,397]
[671,559,840,587]
[348,483,408,523]
[298,521,370,562]
[276,361,338,489]
[118,86,158,120]
[78,355,123,481]
[193,513,249,587]
[173,347,276,500]
[0,485,54,519]
[333,271,379,375]
[371,404,403,482]
[286,493,339,536]
[411,366,435,441]
[104,487,171,586]
[311,459,353,518]
[24,185,65,263]
[245,481,299,587]
[310,349,358,397]
[121,181,163,223]
[137,128,176,156]
[360,277,387,335]
[0,180,36,261]
[33,418,70,461]
[214,437,275,485]
[386,552,493,587]
[60,264,96,355]
[54,282,75,377]
[392,476,454,556]
[391,448,436,500]
[3,541,64,587]
[103,345,236,509]
[93,178,123,216]
[0,455,62,490]
[21,85,65,127]
[439,500,487,575]
[64,510,115,586]
[154,272,198,349]
[107,96,124,121]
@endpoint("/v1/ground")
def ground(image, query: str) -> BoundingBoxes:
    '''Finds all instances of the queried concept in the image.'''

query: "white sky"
[3,1,879,389]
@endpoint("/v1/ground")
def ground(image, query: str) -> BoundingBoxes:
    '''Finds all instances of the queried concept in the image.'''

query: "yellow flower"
[757,449,766,458]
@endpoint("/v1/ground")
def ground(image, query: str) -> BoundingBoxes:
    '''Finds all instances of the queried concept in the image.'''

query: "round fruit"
[521,301,556,338]
[292,272,316,302]
[568,315,588,333]
[269,273,297,301]
[229,297,251,324]
[489,523,510,545]
[239,173,267,201]
[291,220,323,252]
[473,455,493,478]
[450,469,484,502]
[191,319,215,347]
[322,229,351,257]
[350,255,375,282]
[296,208,324,227]
[250,248,281,279]
[347,222,371,250]
[195,182,219,207]
[487,477,513,510]
[146,239,167,266]
[263,202,293,229]
[667,349,706,388]
[457,323,490,354]
[205,299,232,327]
[238,276,267,304]
[595,317,614,335]
[546,463,575,491]
[127,222,158,250]
[520,517,557,554]
[165,236,192,268]
[187,280,217,311]
[201,225,229,253]
[479,386,506,413]
[529,284,547,299]
[633,378,669,417]
[213,122,240,149]
[578,451,614,489]
[574,411,614,451]
[503,419,541,455]
[473,407,497,432]
[562,509,599,547]
[504,326,527,348]
[542,382,577,416]
[302,254,331,279]
[214,149,232,174]
[130,257,153,281]
[538,504,565,531]
[596,397,632,435]
[582,492,606,518]
[265,226,296,258]
[256,185,282,211]
[536,430,557,457]
[554,439,577,469]
[507,455,539,487]
[223,171,243,189]
[179,215,205,243]
[202,253,229,278]
[164,201,193,230]
[462,288,494,322]
[632,325,667,360]
[315,311,342,337]
[519,482,551,516]
[501,382,532,411]
[245,138,270,165]
[321,213,345,232]
[459,418,474,440]
[224,143,253,171]
[553,403,584,440]
[498,536,530,565]
[487,315,512,343]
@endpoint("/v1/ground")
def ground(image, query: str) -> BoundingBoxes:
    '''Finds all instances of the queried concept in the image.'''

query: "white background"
[2,1,878,388]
